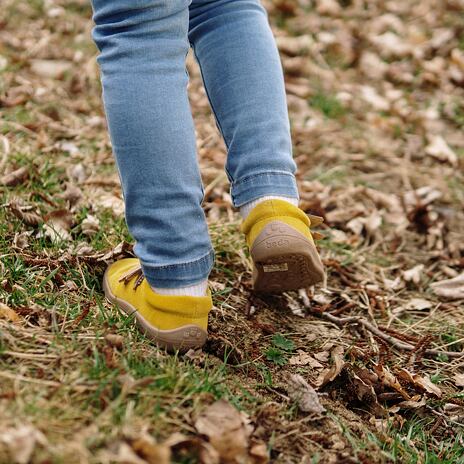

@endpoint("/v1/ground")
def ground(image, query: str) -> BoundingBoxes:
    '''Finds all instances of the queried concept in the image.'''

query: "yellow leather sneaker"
[103,258,212,351]
[240,199,325,293]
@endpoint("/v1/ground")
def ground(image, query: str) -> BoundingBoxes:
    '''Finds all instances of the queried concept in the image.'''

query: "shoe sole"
[103,269,208,352]
[250,221,325,293]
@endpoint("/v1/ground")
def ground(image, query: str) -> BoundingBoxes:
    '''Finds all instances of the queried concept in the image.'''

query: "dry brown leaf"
[194,399,251,464]
[249,441,269,464]
[131,434,171,464]
[60,183,83,206]
[287,374,326,414]
[0,425,47,464]
[401,265,424,285]
[453,374,464,388]
[289,350,324,368]
[30,59,72,78]
[393,298,434,313]
[275,35,313,56]
[316,0,341,15]
[398,369,442,398]
[164,433,219,464]
[43,209,74,242]
[317,346,345,387]
[430,273,464,300]
[13,231,31,250]
[373,364,410,400]
[102,442,146,464]
[105,333,124,350]
[346,368,381,413]
[0,303,21,323]
[68,163,87,183]
[425,135,458,165]
[0,166,29,187]
[81,214,100,237]
[95,193,125,216]
[313,351,330,362]
[394,397,427,410]
[9,199,42,226]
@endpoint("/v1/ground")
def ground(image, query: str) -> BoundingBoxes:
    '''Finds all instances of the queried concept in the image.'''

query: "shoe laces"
[118,265,145,290]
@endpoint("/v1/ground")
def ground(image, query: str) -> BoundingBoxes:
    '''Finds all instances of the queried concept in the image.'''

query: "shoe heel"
[250,221,325,293]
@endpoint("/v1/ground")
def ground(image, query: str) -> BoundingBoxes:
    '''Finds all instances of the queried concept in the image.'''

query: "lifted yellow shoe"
[240,199,325,293]
[103,258,212,351]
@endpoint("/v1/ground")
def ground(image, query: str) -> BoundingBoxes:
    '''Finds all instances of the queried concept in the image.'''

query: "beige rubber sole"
[250,221,325,293]
[103,269,207,352]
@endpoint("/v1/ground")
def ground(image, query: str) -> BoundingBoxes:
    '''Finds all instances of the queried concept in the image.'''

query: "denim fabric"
[91,0,298,288]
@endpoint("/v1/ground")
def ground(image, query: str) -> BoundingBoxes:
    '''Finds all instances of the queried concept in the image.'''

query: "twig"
[0,135,10,174]
[306,309,464,359]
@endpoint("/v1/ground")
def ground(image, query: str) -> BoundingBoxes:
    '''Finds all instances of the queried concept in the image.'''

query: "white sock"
[239,196,299,219]
[152,280,208,297]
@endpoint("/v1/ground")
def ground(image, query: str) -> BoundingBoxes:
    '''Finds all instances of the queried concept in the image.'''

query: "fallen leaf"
[453,373,464,387]
[0,303,21,323]
[359,51,388,80]
[317,346,345,387]
[30,59,72,79]
[101,442,146,464]
[43,209,74,242]
[105,333,124,350]
[289,350,324,368]
[276,35,313,56]
[360,86,390,111]
[316,0,341,15]
[68,163,87,183]
[95,193,125,216]
[130,434,171,464]
[164,433,219,464]
[81,214,100,237]
[287,374,326,414]
[0,425,47,464]
[430,273,464,300]
[394,397,427,410]
[373,364,410,400]
[402,265,424,285]
[396,298,434,312]
[345,367,383,414]
[249,441,269,464]
[59,183,83,206]
[370,32,412,59]
[194,399,251,464]
[425,135,458,165]
[313,351,330,362]
[13,231,31,250]
[9,199,42,226]
[398,369,442,398]
[0,167,29,187]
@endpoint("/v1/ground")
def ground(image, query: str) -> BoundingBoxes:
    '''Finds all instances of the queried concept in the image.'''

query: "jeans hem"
[231,171,299,207]
[141,249,215,288]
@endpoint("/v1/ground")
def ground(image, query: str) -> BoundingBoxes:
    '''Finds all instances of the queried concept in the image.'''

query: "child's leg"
[91,0,214,292]
[188,0,325,292]
[188,0,299,210]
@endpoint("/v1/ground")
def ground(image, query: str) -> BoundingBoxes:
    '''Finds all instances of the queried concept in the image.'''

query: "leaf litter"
[0,0,463,462]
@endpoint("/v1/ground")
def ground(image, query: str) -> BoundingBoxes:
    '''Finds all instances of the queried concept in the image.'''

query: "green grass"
[309,91,347,119]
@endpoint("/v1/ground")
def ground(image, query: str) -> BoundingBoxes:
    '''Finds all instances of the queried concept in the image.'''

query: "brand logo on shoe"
[263,263,288,273]
[265,238,289,249]
[184,328,201,339]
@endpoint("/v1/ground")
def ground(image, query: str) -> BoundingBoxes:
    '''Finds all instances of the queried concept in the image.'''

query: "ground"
[1,0,464,463]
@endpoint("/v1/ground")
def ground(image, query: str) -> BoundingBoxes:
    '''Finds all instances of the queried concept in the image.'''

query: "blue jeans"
[91,0,298,288]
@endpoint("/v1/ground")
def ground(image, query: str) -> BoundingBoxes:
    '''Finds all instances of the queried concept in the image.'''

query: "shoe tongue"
[240,199,309,234]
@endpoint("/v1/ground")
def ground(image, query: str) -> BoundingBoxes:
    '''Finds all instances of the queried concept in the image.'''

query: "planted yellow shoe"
[240,199,325,293]
[103,258,212,351]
